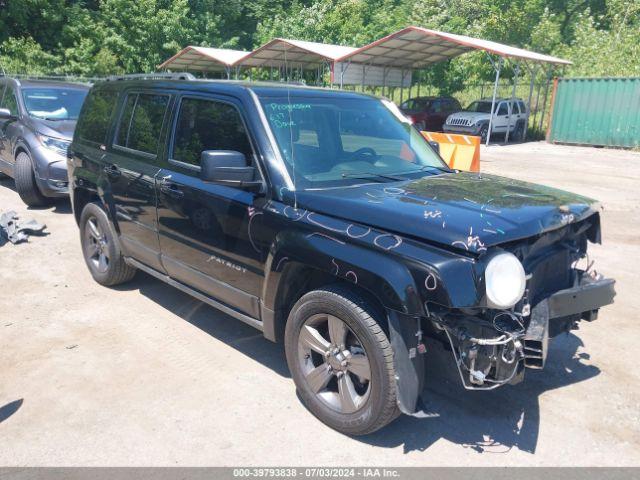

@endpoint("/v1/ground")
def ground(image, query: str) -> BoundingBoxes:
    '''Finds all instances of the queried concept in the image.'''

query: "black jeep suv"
[68,74,615,435]
[0,77,89,206]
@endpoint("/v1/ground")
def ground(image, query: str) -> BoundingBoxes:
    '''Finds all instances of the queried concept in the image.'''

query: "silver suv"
[443,97,529,142]
[0,77,89,206]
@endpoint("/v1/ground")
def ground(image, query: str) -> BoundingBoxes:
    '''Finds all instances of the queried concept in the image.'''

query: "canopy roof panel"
[338,26,571,68]
[239,38,357,68]
[159,46,250,71]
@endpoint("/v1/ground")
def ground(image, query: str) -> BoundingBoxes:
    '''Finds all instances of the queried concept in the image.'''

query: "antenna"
[283,44,298,209]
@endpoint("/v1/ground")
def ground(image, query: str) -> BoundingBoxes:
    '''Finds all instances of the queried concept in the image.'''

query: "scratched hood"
[28,117,77,141]
[295,173,600,254]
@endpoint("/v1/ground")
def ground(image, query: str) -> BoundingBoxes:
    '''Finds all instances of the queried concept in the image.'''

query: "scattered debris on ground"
[0,211,47,246]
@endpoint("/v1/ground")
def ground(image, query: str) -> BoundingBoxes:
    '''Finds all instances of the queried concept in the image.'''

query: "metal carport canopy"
[238,38,357,68]
[158,46,250,72]
[336,26,571,67]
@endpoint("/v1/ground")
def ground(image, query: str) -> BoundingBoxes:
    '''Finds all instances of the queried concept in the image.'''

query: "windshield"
[22,87,88,120]
[259,94,449,189]
[465,101,494,113]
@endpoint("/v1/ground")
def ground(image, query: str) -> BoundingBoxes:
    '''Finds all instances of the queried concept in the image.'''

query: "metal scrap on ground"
[0,211,47,246]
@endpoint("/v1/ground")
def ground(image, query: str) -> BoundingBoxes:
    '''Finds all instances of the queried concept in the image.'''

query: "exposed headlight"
[37,133,70,157]
[485,252,526,309]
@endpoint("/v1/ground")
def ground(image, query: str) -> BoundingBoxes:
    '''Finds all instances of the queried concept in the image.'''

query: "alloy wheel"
[85,216,110,273]
[297,313,372,414]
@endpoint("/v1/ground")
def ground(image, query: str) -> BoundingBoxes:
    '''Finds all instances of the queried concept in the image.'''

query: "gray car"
[0,77,89,206]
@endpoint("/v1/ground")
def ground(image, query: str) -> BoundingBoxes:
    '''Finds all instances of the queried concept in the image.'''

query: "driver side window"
[172,97,252,167]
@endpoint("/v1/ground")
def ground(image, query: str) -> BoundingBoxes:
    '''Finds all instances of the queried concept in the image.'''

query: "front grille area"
[448,118,471,126]
[526,247,573,305]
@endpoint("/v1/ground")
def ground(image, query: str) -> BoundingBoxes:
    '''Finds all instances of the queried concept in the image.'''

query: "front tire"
[285,286,399,435]
[80,202,136,286]
[14,151,49,207]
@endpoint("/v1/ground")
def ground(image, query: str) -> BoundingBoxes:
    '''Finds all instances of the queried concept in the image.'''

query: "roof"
[90,78,376,100]
[337,26,571,68]
[239,38,357,68]
[158,46,250,71]
[13,78,91,89]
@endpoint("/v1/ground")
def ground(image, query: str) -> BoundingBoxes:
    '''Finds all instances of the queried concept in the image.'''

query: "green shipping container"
[548,77,640,148]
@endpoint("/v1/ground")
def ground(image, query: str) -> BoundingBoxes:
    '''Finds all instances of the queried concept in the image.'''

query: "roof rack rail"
[105,72,196,82]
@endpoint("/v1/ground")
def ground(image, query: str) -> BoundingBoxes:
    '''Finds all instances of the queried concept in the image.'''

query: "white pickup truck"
[443,97,529,142]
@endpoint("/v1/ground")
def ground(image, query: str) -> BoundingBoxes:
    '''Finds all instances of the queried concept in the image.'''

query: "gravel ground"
[1,141,639,466]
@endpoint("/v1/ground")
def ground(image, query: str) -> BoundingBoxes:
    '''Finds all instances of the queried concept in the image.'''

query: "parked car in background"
[399,96,461,131]
[443,97,529,142]
[0,77,89,206]
[69,75,614,436]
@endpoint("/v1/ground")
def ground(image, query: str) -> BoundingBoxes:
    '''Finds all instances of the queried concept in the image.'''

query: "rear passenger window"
[172,97,252,166]
[116,93,169,155]
[76,90,118,145]
[497,103,508,115]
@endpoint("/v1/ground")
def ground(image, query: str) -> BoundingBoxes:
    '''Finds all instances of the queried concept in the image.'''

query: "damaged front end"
[390,213,615,412]
[436,215,615,390]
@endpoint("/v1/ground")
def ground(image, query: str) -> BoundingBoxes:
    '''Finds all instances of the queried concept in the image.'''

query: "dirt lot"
[1,141,639,466]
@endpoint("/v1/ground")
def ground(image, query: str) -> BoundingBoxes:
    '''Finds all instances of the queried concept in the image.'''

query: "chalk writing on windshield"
[267,102,312,129]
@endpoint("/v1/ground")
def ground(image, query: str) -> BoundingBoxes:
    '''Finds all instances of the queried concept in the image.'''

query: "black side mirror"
[200,150,262,191]
[428,141,440,154]
[0,108,16,120]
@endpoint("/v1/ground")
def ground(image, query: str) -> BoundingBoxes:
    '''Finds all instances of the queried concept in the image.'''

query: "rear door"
[155,93,266,318]
[508,101,521,131]
[105,91,171,271]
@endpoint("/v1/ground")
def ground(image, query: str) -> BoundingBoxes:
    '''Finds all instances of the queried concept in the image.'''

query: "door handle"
[160,180,184,199]
[103,164,121,178]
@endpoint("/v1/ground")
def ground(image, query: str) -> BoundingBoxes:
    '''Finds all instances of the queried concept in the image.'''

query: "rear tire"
[80,202,136,286]
[14,151,49,207]
[479,124,489,143]
[285,285,399,435]
[514,122,525,142]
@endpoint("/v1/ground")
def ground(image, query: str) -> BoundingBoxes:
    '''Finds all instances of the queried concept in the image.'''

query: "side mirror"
[428,141,440,154]
[200,150,262,191]
[0,108,16,120]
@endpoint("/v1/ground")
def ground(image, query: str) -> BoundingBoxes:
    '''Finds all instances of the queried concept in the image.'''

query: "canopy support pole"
[524,61,539,141]
[486,55,503,146]
[382,66,388,98]
[538,67,553,132]
[339,60,351,89]
[505,62,520,144]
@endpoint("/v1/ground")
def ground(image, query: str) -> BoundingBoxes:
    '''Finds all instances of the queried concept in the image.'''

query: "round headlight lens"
[485,252,526,309]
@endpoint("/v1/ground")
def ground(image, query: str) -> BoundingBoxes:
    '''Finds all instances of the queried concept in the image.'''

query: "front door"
[105,91,171,271]
[156,95,266,319]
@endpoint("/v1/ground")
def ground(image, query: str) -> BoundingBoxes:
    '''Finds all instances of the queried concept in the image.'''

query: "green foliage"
[0,0,638,81]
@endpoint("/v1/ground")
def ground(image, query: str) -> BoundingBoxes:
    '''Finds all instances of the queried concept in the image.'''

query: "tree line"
[0,0,638,90]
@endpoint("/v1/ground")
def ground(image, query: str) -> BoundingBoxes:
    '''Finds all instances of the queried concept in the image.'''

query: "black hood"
[294,172,600,254]
[28,117,77,141]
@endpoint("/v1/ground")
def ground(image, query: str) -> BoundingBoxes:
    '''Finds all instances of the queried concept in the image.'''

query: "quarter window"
[76,90,118,145]
[115,93,169,155]
[172,97,252,166]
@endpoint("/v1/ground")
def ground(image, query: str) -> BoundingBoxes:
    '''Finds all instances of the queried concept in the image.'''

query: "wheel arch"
[260,231,424,342]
